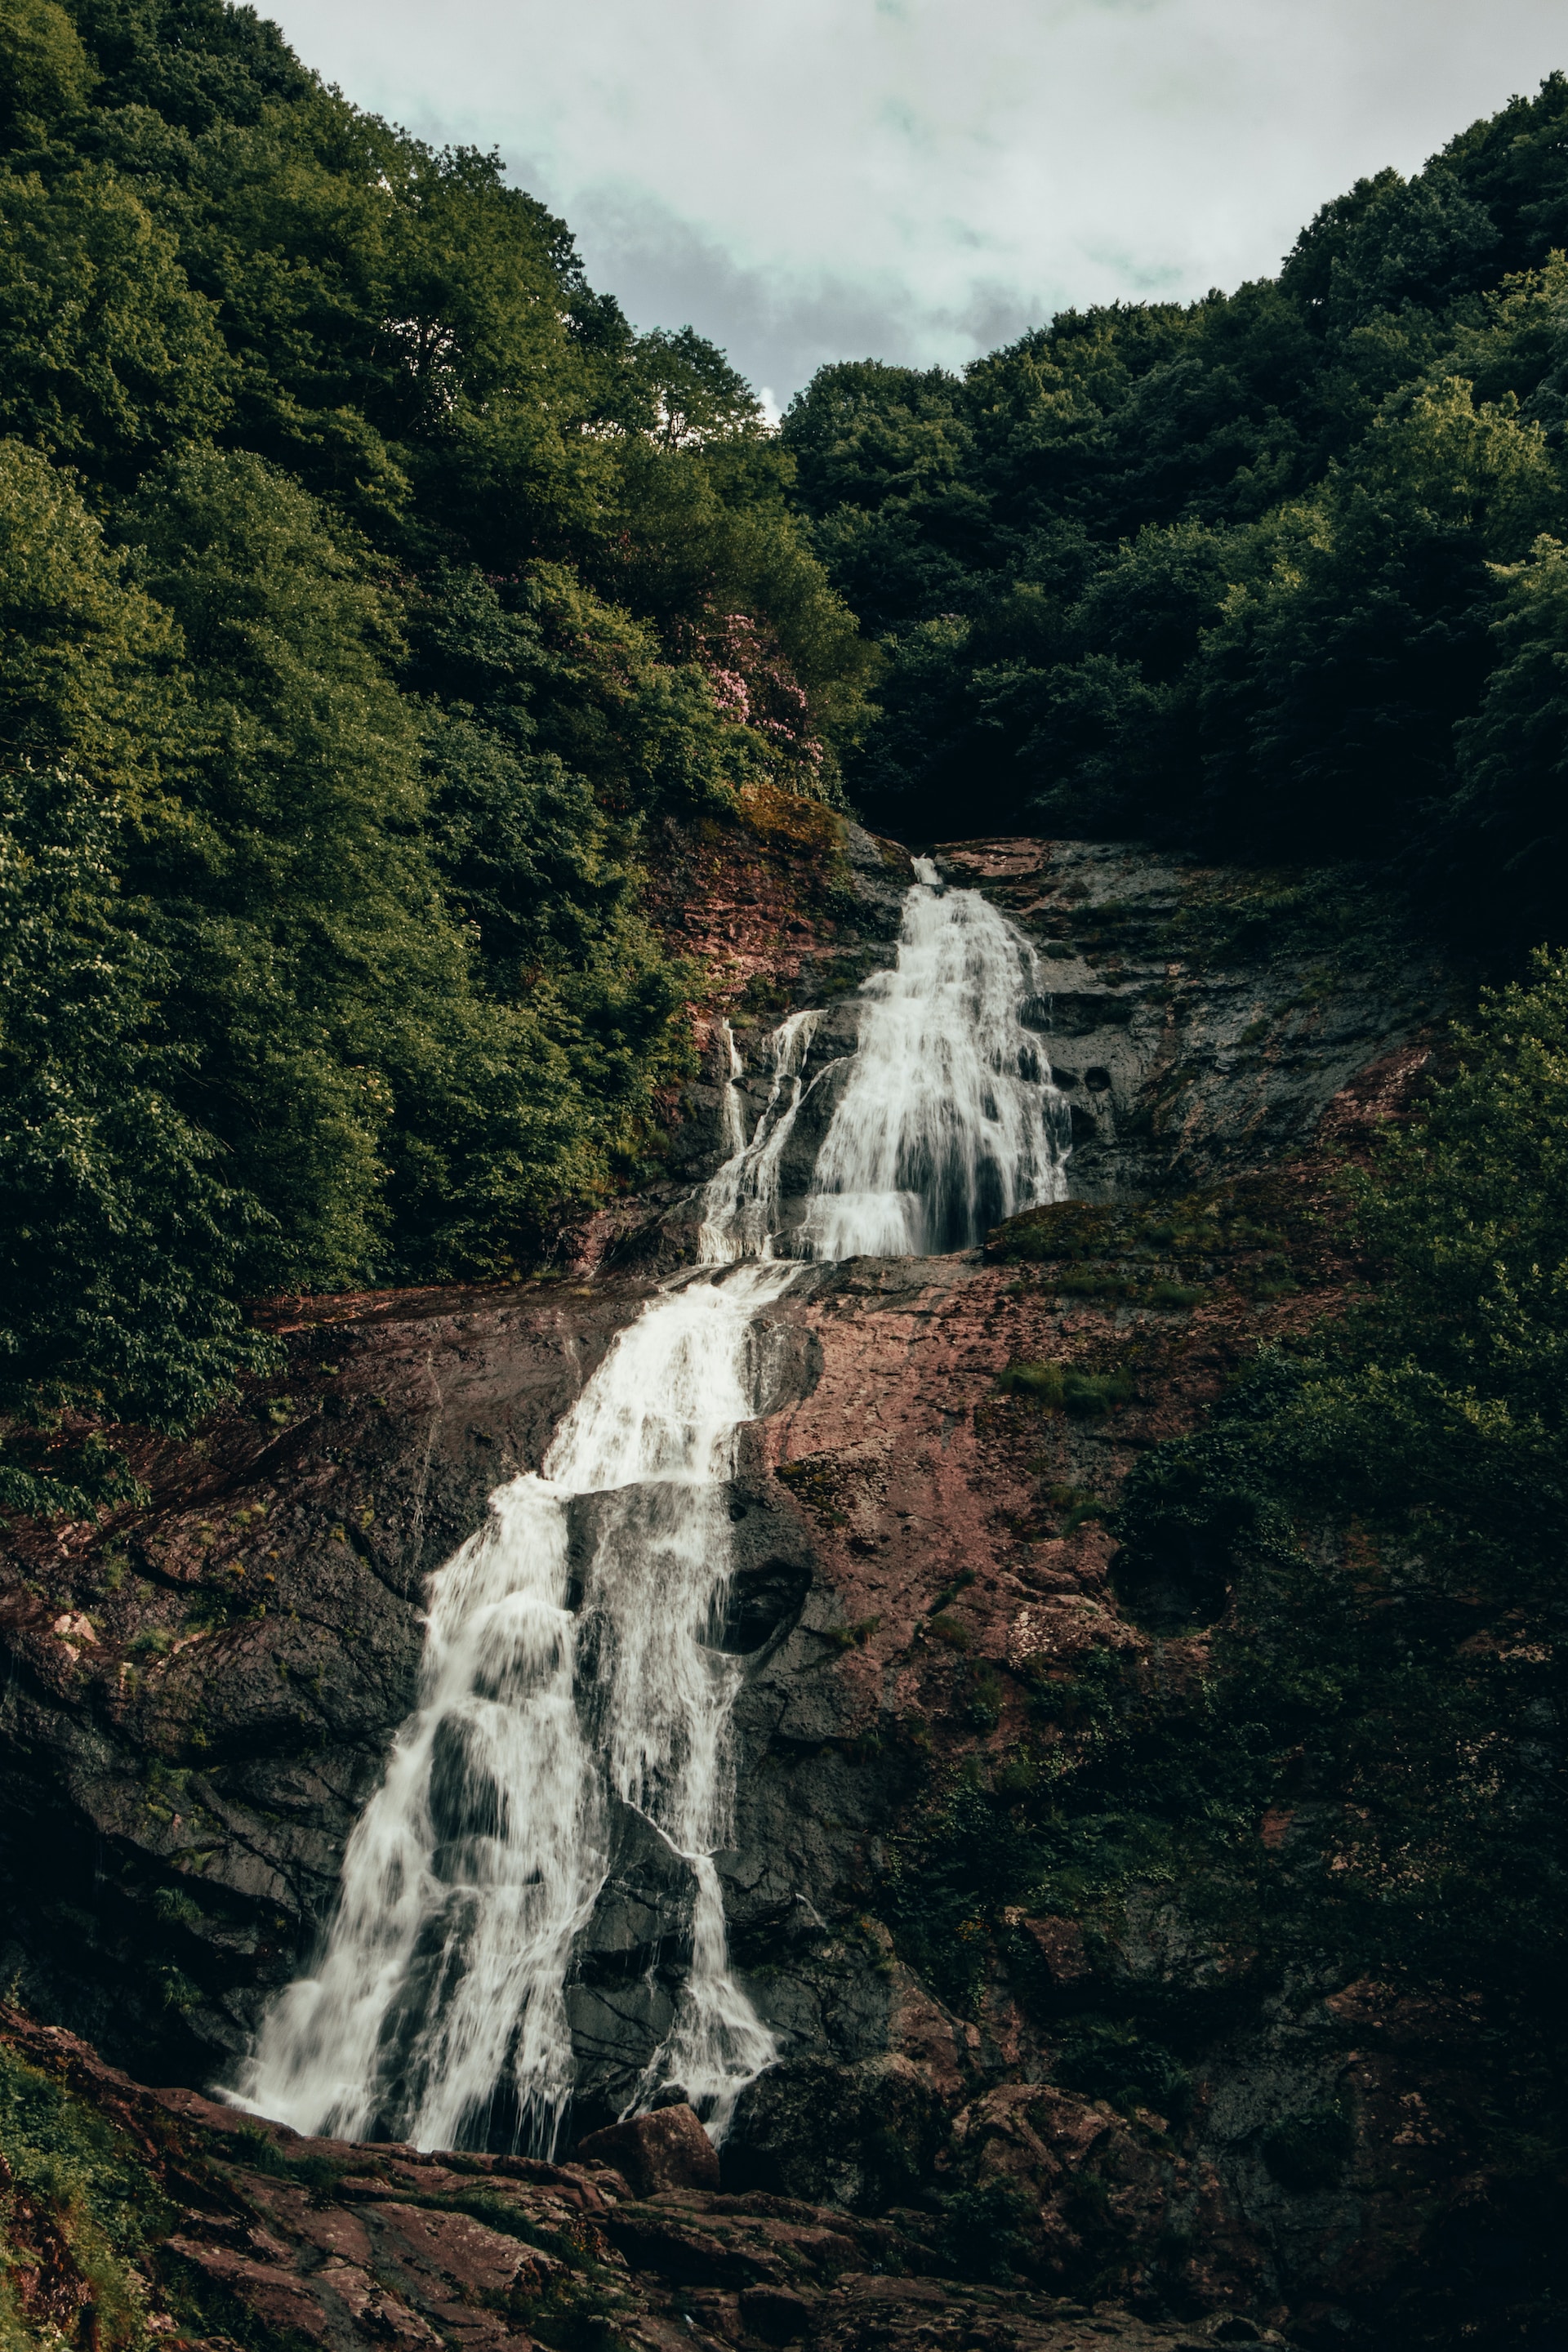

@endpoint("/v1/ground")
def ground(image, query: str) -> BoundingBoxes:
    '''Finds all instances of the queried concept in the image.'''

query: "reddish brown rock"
[0,826,1489,2339]
[947,2082,1177,2289]
[1014,1914,1091,1986]
[887,1965,972,2102]
[575,2101,721,2195]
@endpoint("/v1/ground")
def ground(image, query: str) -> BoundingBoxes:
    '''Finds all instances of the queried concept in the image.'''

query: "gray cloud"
[272,0,1568,403]
[547,187,1053,413]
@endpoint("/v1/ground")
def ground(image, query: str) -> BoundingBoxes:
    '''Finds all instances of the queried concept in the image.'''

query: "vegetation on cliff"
[891,961,1568,2330]
[0,0,872,1510]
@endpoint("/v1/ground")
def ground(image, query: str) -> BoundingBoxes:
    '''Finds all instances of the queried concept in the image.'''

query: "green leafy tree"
[1448,533,1568,945]
[0,432,183,807]
[0,759,269,1514]
[0,0,95,135]
[0,163,230,480]
[1198,377,1565,854]
[0,441,270,1509]
[778,74,1568,889]
[0,0,875,1508]
[124,445,434,1286]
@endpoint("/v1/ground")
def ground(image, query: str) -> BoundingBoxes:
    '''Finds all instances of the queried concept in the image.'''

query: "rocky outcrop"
[0,817,1482,2344]
[592,800,916,1264]
[0,1134,1472,2332]
[1,2006,1263,2352]
[615,827,1450,1267]
[929,840,1453,1201]
[0,1278,666,2079]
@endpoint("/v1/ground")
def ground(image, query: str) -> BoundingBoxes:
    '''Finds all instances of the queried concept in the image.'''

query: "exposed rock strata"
[1,2007,1255,2352]
[620,827,1450,1267]
[0,817,1469,2340]
[926,840,1452,1202]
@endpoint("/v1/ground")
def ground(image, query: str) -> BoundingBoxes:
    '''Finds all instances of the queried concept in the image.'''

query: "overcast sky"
[267,0,1568,415]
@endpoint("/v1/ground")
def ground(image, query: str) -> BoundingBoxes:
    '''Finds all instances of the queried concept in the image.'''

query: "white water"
[233,1264,795,2153]
[703,860,1070,1263]
[697,1010,821,1264]
[234,862,1068,2156]
[715,1019,747,1159]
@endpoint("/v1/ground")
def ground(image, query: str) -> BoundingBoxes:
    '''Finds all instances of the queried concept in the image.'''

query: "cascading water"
[702,858,1071,1261]
[697,1010,821,1263]
[233,860,1069,2156]
[232,1265,794,2153]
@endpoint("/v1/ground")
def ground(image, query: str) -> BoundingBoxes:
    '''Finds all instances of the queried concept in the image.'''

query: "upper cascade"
[229,864,1071,2165]
[700,859,1071,1263]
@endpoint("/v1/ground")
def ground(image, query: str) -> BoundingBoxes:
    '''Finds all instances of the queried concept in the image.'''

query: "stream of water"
[233,863,1068,2154]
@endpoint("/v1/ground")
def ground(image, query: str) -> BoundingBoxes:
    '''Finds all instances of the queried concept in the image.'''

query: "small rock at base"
[572,2104,720,2196]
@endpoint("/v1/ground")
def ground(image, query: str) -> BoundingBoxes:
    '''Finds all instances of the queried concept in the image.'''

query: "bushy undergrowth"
[889,959,1568,2201]
[0,2041,171,2350]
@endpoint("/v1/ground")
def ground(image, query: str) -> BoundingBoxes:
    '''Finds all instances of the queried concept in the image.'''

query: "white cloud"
[269,0,1568,400]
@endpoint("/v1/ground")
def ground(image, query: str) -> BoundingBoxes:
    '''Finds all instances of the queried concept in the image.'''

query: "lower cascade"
[234,865,1069,2153]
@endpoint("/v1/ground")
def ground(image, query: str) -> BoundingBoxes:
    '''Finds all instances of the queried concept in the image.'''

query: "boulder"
[573,2100,720,2195]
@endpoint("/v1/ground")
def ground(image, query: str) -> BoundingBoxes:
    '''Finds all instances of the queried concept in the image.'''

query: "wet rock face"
[933,839,1453,1201]
[625,817,915,1250]
[0,1277,666,2082]
[0,1246,906,2136]
[0,816,1480,2339]
[2,2006,1243,2352]
[636,830,1448,1266]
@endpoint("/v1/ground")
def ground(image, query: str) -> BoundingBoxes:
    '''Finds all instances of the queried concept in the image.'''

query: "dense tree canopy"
[0,0,871,1508]
[782,78,1568,946]
[10,4,1568,1512]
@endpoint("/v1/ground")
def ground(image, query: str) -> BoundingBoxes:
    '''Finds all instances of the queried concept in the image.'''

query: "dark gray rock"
[931,837,1457,1202]
[725,2054,946,2208]
[580,1795,699,1971]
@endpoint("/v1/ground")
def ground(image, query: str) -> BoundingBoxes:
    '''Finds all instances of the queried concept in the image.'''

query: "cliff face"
[925,841,1449,1201]
[0,808,1474,2345]
[636,827,1448,1266]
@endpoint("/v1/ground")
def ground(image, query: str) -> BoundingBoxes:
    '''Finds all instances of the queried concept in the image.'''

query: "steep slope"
[0,2003,1264,2352]
[0,822,1493,2344]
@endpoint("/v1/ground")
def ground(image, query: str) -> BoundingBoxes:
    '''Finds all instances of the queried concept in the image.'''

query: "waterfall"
[233,861,1068,2158]
[697,1011,822,1264]
[232,1265,795,2154]
[702,859,1070,1263]
[715,1019,747,1158]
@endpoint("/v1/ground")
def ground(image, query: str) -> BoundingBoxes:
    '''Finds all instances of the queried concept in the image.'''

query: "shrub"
[936,2180,1031,2283]
[997,1360,1134,1414]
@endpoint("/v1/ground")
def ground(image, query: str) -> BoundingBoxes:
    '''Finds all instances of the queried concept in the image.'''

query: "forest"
[2,9,1568,2341]
[4,0,1568,1514]
[786,82,1568,934]
[0,0,873,1509]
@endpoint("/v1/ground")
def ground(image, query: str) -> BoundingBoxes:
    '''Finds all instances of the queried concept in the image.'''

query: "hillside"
[783,75,1568,948]
[2,10,1567,2352]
